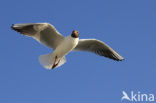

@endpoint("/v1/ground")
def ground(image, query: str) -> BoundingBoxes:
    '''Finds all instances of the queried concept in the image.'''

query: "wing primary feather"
[74,39,124,61]
[11,23,64,49]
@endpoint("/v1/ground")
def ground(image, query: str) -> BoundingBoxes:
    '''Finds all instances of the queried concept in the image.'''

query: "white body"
[53,36,79,58]
[39,36,79,69]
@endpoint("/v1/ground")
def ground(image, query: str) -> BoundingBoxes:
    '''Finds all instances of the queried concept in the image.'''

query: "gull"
[11,23,124,69]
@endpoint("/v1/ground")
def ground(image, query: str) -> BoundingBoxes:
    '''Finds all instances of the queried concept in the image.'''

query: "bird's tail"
[39,53,66,70]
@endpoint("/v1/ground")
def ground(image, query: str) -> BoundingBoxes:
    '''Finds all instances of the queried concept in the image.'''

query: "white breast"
[53,36,79,57]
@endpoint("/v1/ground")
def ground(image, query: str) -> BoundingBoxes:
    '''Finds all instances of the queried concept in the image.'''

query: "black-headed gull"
[11,23,124,69]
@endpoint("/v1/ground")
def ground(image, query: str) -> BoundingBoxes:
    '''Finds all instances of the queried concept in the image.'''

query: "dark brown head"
[71,30,79,38]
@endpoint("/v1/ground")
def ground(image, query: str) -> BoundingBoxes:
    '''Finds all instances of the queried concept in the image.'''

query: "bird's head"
[71,30,79,38]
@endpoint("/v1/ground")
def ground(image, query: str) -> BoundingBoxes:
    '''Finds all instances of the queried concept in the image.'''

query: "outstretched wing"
[11,23,64,49]
[74,39,124,61]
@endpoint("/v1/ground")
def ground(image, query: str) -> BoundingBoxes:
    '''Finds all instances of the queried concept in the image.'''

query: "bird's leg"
[52,56,57,69]
[51,56,60,69]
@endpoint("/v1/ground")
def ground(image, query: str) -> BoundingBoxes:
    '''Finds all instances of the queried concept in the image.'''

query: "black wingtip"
[117,58,125,61]
[11,24,15,30]
[11,24,22,33]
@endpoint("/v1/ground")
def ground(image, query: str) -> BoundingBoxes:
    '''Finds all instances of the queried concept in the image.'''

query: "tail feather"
[39,53,66,69]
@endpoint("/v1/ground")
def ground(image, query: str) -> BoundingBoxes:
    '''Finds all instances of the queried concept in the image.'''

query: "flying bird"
[11,23,124,69]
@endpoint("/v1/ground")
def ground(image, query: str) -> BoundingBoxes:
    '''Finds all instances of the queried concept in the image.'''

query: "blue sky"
[0,0,156,103]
